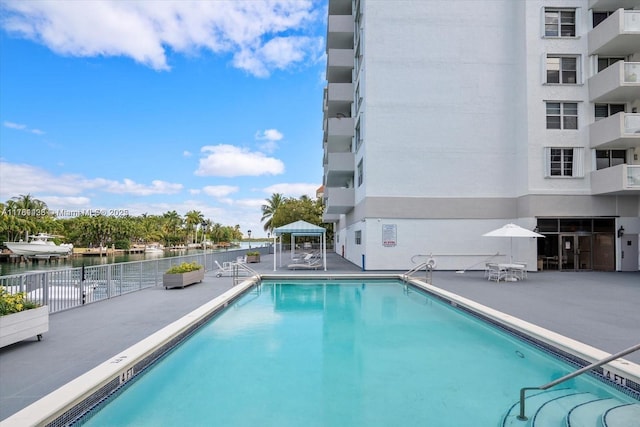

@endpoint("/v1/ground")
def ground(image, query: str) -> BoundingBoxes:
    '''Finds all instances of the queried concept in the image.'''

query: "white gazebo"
[272,220,327,271]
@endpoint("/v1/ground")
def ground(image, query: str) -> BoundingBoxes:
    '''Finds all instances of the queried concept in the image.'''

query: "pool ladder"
[232,262,260,287]
[402,256,436,284]
[516,342,640,421]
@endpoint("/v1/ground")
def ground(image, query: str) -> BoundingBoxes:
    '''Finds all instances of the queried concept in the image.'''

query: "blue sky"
[0,0,327,238]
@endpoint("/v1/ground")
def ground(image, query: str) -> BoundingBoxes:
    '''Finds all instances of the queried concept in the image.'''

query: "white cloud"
[202,185,239,198]
[255,129,283,141]
[102,178,183,196]
[195,144,284,177]
[255,128,284,153]
[1,0,324,77]
[183,150,192,157]
[0,161,183,200]
[3,120,45,135]
[3,121,26,130]
[263,183,320,198]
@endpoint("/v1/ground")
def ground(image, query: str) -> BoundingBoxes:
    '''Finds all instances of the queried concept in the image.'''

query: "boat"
[144,244,164,254]
[4,233,73,257]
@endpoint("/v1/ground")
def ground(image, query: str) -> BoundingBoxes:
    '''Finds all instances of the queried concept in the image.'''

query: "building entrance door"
[560,234,592,271]
[620,234,639,271]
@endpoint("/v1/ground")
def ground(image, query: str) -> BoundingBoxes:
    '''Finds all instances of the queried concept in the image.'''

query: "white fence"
[0,248,268,314]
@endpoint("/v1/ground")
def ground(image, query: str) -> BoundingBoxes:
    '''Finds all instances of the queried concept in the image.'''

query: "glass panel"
[547,116,561,129]
[545,11,559,36]
[537,218,558,232]
[546,57,560,83]
[595,104,608,119]
[561,57,577,84]
[611,150,626,166]
[596,150,610,170]
[593,12,609,27]
[560,11,575,36]
[593,218,614,233]
[563,116,577,129]
[624,63,639,83]
[610,104,625,115]
[560,219,592,233]
[578,235,592,270]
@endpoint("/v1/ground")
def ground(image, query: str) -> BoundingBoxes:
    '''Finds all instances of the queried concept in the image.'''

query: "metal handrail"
[402,262,428,280]
[517,342,640,421]
[232,262,260,286]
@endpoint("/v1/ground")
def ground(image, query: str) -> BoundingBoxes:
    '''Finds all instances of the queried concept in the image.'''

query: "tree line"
[1,193,331,249]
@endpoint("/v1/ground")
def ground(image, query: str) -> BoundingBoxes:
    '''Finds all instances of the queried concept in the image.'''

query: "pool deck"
[1,251,639,421]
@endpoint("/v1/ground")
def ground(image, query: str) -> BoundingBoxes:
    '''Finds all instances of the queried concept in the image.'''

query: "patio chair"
[486,263,506,282]
[287,259,323,270]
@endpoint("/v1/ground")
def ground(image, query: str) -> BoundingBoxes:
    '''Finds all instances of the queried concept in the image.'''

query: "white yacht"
[4,233,73,256]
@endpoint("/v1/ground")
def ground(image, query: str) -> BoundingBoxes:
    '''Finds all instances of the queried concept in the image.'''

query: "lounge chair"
[287,259,323,270]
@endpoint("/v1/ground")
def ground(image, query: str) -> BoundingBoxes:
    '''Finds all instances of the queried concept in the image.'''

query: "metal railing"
[517,342,640,421]
[232,263,260,287]
[402,256,437,284]
[0,248,269,314]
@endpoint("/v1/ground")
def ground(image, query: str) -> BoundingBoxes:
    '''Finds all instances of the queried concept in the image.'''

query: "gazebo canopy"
[274,220,326,236]
[272,220,327,271]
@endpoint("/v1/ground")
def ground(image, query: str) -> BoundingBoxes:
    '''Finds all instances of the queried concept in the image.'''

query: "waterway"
[0,242,261,276]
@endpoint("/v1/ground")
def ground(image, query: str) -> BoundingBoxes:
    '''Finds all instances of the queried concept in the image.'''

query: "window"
[597,57,623,72]
[545,147,584,177]
[357,159,363,187]
[596,150,626,170]
[546,102,578,129]
[355,230,361,245]
[355,120,362,151]
[595,104,625,120]
[546,56,578,84]
[545,9,576,37]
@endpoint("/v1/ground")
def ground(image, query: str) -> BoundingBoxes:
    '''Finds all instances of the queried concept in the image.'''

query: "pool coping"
[1,273,638,426]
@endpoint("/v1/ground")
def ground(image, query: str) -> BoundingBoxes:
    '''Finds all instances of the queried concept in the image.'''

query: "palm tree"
[185,210,204,244]
[261,193,284,233]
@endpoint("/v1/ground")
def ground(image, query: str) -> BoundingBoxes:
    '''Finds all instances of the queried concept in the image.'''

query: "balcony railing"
[327,14,353,50]
[327,48,354,83]
[588,61,640,102]
[324,187,355,214]
[589,9,640,56]
[590,112,640,149]
[591,164,640,195]
[324,152,355,187]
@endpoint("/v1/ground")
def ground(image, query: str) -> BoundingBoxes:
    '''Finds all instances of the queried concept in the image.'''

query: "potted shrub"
[245,251,261,263]
[0,289,49,348]
[163,262,204,289]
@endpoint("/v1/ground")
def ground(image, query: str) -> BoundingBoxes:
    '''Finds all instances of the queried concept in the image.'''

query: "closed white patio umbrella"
[482,223,545,263]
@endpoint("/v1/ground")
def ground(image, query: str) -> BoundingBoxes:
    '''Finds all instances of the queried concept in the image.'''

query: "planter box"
[163,269,204,289]
[0,305,49,348]
[246,255,260,263]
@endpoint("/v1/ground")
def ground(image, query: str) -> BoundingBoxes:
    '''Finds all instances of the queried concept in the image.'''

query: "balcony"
[588,62,640,102]
[327,14,353,50]
[323,187,355,214]
[591,164,640,195]
[324,152,355,187]
[590,113,640,149]
[324,116,354,151]
[589,0,640,10]
[325,82,353,118]
[589,9,640,56]
[326,48,354,83]
[322,212,341,223]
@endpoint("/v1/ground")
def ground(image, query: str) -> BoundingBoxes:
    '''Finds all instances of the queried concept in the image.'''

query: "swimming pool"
[69,279,638,426]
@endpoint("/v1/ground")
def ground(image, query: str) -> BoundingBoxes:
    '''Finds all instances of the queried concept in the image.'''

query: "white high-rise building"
[322,0,640,272]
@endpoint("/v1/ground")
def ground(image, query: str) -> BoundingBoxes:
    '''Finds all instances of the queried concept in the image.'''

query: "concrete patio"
[1,250,638,421]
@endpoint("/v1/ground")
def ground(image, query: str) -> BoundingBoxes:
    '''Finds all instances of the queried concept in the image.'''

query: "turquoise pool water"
[81,281,635,426]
